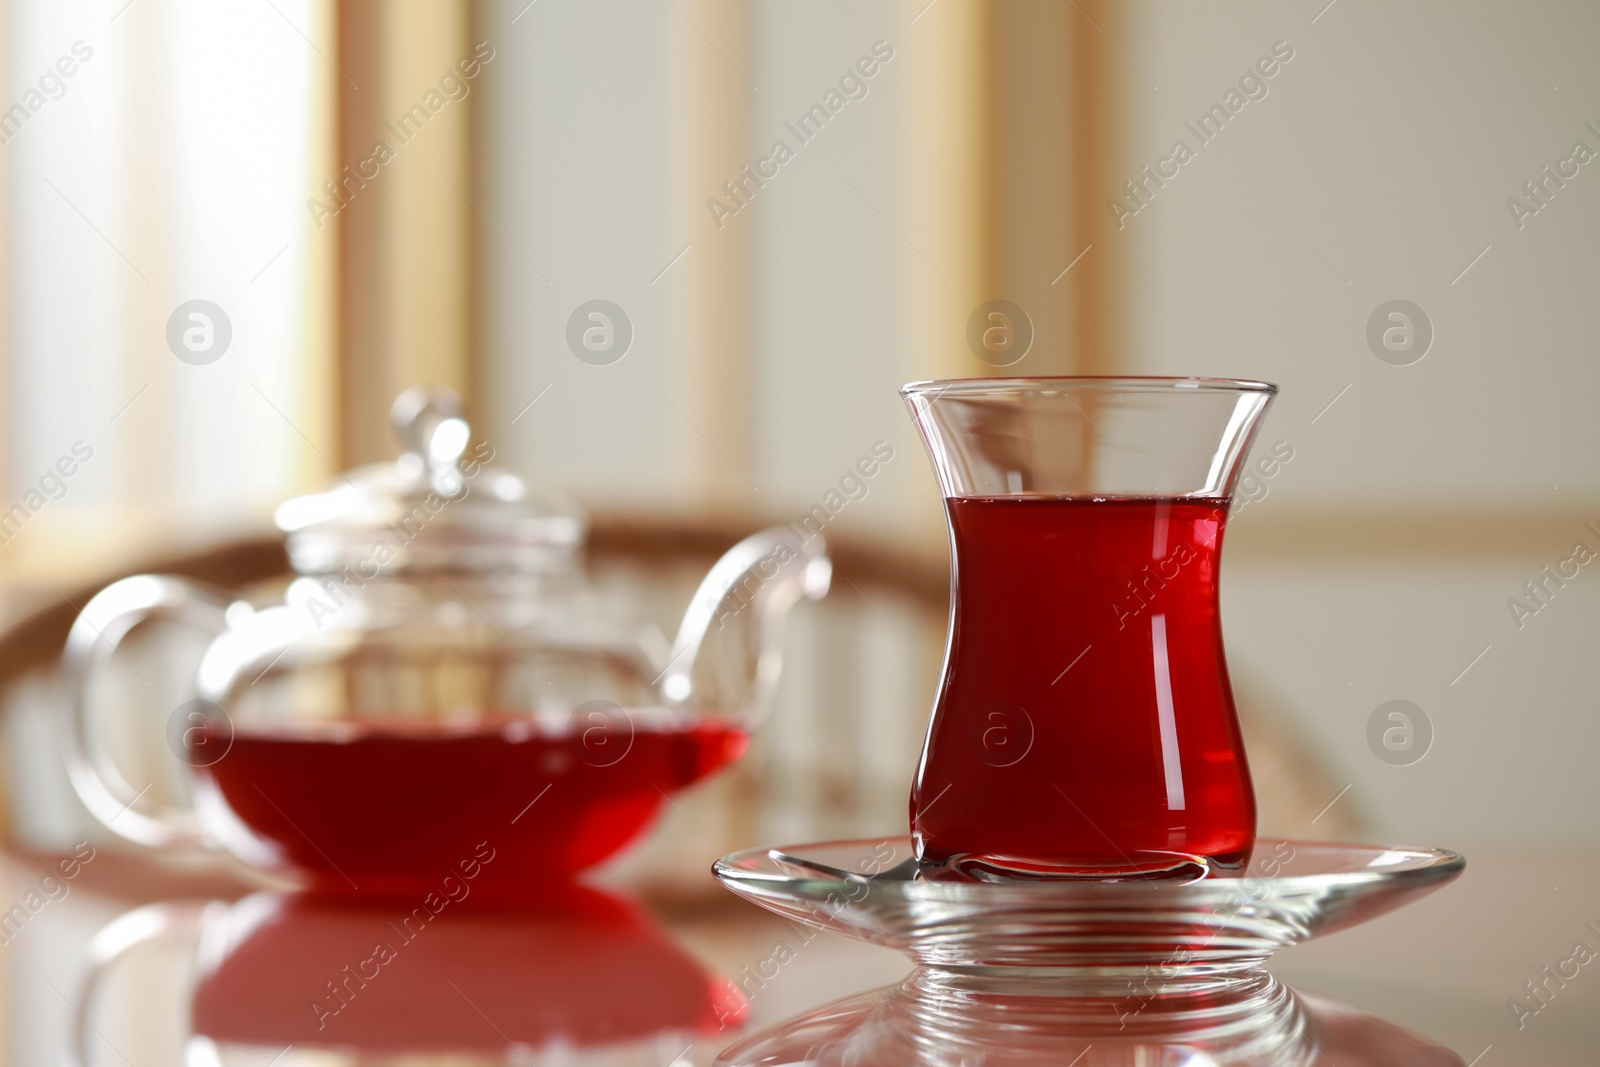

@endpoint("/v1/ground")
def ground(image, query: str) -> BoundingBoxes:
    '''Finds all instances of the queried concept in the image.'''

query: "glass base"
[928,848,1242,883]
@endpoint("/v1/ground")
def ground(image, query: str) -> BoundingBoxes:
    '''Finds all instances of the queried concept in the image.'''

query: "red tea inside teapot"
[193,714,747,895]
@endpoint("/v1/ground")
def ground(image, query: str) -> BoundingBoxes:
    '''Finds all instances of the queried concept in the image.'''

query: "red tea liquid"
[192,715,746,895]
[911,496,1254,876]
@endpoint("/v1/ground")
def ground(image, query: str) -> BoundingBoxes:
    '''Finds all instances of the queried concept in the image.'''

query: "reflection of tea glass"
[71,886,741,1066]
[716,970,1466,1066]
[63,388,830,895]
[902,377,1276,879]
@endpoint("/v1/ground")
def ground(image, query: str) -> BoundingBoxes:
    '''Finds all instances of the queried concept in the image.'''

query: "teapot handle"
[62,575,232,851]
[663,526,831,729]
[65,901,209,1067]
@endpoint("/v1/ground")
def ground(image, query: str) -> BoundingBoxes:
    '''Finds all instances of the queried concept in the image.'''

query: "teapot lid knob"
[391,387,471,469]
[277,385,585,574]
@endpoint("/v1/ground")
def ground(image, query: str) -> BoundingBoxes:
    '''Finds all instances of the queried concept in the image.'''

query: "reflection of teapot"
[63,388,830,894]
[75,886,743,1064]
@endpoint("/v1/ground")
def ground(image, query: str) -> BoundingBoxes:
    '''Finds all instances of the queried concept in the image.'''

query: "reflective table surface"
[1,841,1593,1065]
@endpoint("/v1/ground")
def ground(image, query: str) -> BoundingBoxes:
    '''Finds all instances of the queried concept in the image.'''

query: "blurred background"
[3,0,1594,852]
[0,0,1597,1056]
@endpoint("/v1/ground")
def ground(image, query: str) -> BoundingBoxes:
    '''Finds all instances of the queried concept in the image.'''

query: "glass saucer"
[712,837,1463,982]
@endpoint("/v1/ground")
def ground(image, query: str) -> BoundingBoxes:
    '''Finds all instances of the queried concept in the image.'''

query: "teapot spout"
[662,527,831,726]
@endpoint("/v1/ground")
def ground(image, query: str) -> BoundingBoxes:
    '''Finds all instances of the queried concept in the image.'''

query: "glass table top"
[0,840,1592,1066]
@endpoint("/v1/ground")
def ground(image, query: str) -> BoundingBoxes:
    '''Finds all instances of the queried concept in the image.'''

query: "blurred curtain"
[2,0,333,584]
[332,0,479,467]
[912,0,1124,381]
[0,0,491,585]
[0,0,1126,569]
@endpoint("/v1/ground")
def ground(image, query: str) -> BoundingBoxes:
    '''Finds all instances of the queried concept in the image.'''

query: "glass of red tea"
[902,377,1277,880]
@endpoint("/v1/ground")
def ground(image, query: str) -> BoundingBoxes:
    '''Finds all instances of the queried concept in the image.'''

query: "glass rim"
[901,376,1279,398]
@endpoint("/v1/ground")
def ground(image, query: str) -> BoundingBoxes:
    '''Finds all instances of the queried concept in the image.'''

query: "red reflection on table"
[190,884,743,1054]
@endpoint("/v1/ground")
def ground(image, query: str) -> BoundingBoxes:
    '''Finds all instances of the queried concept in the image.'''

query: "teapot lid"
[274,388,584,574]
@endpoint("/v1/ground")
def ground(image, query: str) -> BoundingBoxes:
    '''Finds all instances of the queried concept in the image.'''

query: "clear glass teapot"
[64,388,829,895]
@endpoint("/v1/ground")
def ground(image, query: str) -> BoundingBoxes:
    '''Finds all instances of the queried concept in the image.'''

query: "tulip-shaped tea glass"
[903,377,1276,880]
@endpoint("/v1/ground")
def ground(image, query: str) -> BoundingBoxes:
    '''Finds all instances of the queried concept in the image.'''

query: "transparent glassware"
[709,377,1466,1064]
[63,389,830,895]
[901,377,1277,879]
